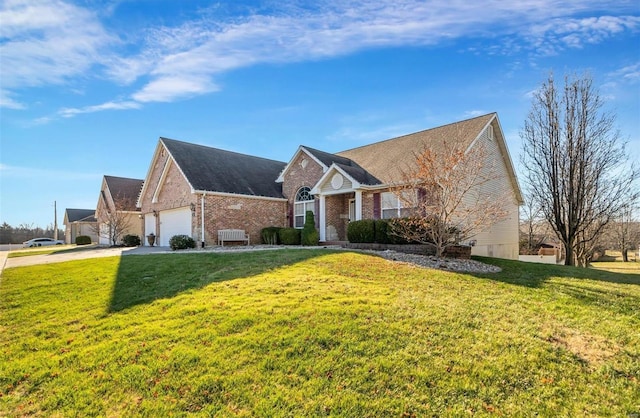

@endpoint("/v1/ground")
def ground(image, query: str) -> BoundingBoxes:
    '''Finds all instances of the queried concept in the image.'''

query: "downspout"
[201,193,205,248]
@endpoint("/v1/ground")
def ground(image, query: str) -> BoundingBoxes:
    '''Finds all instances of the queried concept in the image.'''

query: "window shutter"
[373,193,381,219]
[314,199,320,228]
[418,188,427,203]
[288,204,293,227]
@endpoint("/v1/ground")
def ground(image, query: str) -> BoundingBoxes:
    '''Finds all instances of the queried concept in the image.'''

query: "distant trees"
[520,73,639,267]
[0,222,64,244]
[390,139,510,258]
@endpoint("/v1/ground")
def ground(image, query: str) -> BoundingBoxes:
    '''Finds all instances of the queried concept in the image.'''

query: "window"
[381,191,415,219]
[487,125,494,141]
[294,187,315,228]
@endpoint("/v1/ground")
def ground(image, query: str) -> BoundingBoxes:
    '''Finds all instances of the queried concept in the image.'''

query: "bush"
[122,234,141,247]
[261,227,281,245]
[279,228,301,245]
[374,219,390,244]
[347,219,375,243]
[169,234,196,251]
[75,235,92,245]
[301,211,319,246]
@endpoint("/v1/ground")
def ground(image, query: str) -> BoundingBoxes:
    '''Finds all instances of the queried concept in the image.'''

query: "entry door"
[349,199,355,222]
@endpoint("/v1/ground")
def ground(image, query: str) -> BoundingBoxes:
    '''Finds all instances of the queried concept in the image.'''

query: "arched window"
[294,186,315,228]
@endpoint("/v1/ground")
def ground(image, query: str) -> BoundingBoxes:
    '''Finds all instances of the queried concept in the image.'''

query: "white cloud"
[0,0,112,92]
[58,100,141,118]
[526,15,640,55]
[608,63,640,83]
[0,90,26,109]
[2,0,639,112]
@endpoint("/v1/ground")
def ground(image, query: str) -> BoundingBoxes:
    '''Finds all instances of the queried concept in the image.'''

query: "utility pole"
[54,201,58,240]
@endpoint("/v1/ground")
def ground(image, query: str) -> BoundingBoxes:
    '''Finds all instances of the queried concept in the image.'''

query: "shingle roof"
[337,113,495,184]
[104,175,144,211]
[65,209,96,223]
[161,138,287,198]
[302,146,381,186]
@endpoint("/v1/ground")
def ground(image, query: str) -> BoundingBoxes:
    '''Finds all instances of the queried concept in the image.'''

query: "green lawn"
[1,250,638,416]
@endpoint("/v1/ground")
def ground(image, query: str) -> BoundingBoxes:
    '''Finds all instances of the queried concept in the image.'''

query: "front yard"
[1,250,638,416]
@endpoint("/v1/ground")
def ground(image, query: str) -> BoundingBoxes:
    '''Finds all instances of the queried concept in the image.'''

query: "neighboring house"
[63,208,98,244]
[96,175,144,245]
[137,113,523,259]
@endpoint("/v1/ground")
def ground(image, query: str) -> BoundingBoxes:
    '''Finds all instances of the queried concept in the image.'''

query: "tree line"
[0,223,65,244]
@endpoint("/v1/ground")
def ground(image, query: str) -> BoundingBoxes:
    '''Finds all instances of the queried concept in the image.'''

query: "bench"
[217,229,250,247]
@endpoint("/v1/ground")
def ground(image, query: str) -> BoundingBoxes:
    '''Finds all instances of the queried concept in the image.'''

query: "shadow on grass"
[470,256,640,287]
[109,249,337,313]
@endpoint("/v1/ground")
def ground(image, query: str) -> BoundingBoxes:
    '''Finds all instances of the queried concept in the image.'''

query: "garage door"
[159,207,192,247]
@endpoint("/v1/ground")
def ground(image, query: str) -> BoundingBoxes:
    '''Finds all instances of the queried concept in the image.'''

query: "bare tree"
[606,200,640,262]
[519,187,545,254]
[390,139,510,257]
[520,73,639,267]
[94,194,136,246]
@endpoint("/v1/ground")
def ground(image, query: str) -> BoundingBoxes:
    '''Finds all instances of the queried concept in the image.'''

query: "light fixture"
[153,210,158,217]
[190,203,196,213]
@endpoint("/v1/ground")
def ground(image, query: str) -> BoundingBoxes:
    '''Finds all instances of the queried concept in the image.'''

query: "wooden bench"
[217,229,250,246]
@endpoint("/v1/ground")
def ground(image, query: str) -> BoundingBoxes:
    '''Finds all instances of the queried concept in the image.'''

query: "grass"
[1,250,638,416]
[591,261,640,275]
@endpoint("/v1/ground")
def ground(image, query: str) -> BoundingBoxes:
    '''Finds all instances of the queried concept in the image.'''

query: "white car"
[23,238,65,248]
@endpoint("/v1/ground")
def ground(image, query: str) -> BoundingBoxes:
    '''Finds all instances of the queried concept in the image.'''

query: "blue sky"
[1,0,639,228]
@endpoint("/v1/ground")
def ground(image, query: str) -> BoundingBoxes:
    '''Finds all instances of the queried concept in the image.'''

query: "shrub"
[261,227,281,245]
[75,235,92,245]
[301,211,319,246]
[122,234,141,247]
[169,234,196,251]
[374,219,389,244]
[347,219,375,243]
[279,228,301,245]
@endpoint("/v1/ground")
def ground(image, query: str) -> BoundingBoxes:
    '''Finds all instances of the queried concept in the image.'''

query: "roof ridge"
[160,137,286,165]
[104,174,144,182]
[337,112,496,154]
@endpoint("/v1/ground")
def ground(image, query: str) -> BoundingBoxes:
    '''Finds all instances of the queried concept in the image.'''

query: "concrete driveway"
[0,246,171,275]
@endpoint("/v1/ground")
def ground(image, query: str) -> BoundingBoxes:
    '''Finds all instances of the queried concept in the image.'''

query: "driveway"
[0,246,171,275]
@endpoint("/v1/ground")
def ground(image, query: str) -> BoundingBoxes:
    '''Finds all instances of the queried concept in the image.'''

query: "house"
[137,139,287,247]
[63,208,98,244]
[137,113,523,259]
[95,175,144,245]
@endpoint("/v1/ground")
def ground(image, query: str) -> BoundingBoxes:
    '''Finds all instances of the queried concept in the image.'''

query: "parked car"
[22,238,65,248]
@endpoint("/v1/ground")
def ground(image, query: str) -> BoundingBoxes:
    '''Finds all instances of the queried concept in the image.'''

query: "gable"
[337,113,495,185]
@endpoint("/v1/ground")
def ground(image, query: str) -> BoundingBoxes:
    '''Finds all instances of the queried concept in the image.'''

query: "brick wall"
[325,193,351,240]
[195,194,287,246]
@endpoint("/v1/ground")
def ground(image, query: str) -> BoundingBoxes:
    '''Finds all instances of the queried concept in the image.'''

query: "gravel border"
[362,249,502,273]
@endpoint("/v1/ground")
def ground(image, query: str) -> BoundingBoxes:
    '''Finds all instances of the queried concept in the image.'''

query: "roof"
[104,175,144,211]
[302,146,381,185]
[65,209,96,223]
[337,113,496,184]
[161,138,287,198]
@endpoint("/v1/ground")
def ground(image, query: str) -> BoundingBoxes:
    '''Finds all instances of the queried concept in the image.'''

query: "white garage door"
[159,207,192,247]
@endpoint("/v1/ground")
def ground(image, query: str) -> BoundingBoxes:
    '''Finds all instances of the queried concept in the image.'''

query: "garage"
[159,207,192,247]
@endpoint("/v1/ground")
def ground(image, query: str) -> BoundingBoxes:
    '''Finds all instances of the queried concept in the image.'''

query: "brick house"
[95,175,144,245]
[137,113,523,259]
[137,139,287,247]
[63,208,98,244]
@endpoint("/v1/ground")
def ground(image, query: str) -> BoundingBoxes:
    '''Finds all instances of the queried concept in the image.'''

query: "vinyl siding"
[468,124,519,260]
